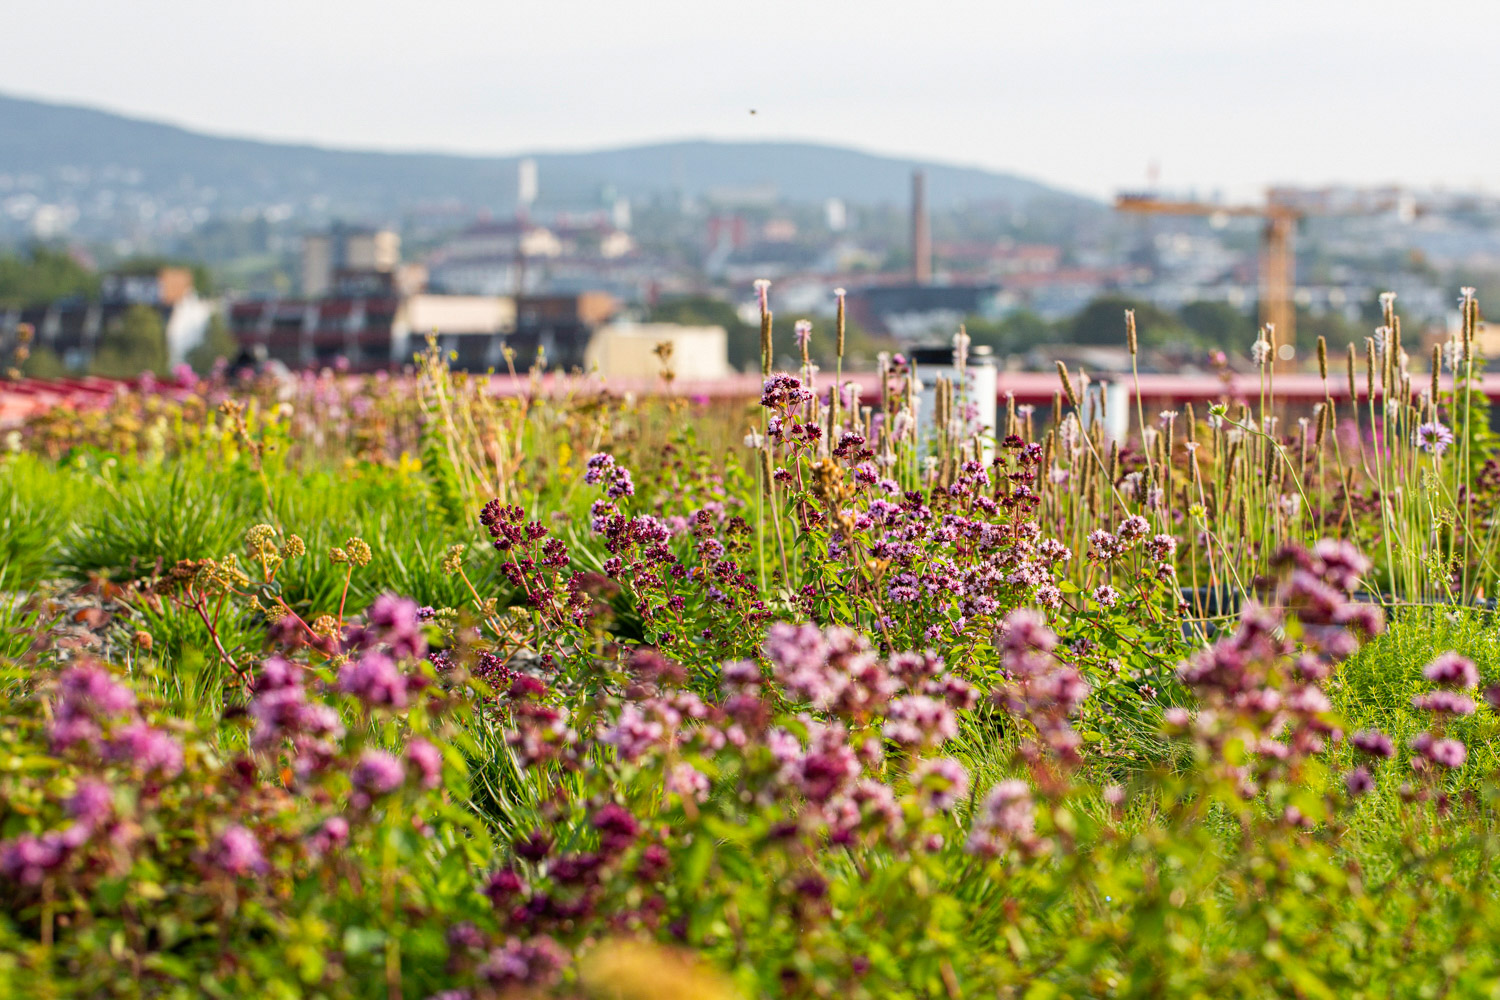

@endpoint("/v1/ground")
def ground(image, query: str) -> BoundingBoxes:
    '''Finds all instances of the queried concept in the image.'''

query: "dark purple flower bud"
[514,830,553,862]
[484,868,525,907]
[548,851,604,886]
[591,803,640,854]
[1345,766,1374,797]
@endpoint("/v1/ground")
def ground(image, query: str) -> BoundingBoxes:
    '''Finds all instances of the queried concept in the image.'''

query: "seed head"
[344,537,373,568]
[1055,361,1081,409]
[442,543,467,574]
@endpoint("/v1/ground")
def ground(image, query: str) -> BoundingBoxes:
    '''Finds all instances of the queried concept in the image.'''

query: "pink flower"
[107,722,184,778]
[406,739,443,789]
[665,763,710,802]
[966,779,1036,855]
[911,757,970,812]
[210,825,267,877]
[352,749,404,798]
[1423,652,1479,690]
[338,651,409,708]
[1350,729,1395,758]
[1411,690,1476,716]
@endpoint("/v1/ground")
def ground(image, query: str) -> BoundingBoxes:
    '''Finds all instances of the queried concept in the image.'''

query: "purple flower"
[911,757,970,812]
[484,868,525,907]
[966,779,1036,855]
[405,738,443,789]
[477,936,565,989]
[1350,729,1395,758]
[1427,737,1468,769]
[1345,766,1374,797]
[338,651,409,708]
[352,749,405,798]
[592,803,641,854]
[1423,652,1479,690]
[57,664,136,717]
[1412,690,1476,716]
[106,722,184,778]
[598,705,664,762]
[367,594,426,660]
[210,825,267,877]
[883,695,958,748]
[447,922,487,952]
[0,830,77,885]
[999,609,1058,656]
[1414,421,1454,456]
[761,373,815,411]
[583,452,615,484]
[1091,584,1120,609]
[308,816,349,856]
[65,779,113,828]
[665,763,710,802]
[49,665,136,751]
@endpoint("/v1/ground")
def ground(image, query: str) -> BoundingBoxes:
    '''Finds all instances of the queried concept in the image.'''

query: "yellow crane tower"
[1115,193,1301,353]
[1116,187,1417,361]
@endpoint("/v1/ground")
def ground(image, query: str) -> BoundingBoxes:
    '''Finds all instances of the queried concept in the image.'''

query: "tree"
[186,311,237,374]
[20,345,67,379]
[0,247,98,307]
[92,305,168,377]
[965,311,1056,355]
[1068,295,1192,348]
[1178,300,1256,347]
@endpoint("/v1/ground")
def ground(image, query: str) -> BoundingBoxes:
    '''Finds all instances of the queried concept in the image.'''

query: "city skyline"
[2,0,1497,201]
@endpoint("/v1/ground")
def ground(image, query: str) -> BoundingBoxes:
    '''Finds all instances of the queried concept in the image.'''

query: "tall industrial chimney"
[911,169,931,285]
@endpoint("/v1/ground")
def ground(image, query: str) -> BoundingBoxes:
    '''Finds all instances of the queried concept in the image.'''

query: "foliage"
[90,304,168,378]
[0,246,98,308]
[185,311,238,374]
[1069,295,1191,347]
[4,283,1500,997]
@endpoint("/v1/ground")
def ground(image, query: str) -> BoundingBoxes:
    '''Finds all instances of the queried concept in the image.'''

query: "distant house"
[0,266,212,370]
[229,269,521,372]
[227,277,626,374]
[585,322,729,380]
[425,216,636,298]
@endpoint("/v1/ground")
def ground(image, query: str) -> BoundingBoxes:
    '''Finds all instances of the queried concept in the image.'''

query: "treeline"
[964,294,1396,358]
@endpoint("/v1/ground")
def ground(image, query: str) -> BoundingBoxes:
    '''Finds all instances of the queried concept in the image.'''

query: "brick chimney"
[912,169,931,285]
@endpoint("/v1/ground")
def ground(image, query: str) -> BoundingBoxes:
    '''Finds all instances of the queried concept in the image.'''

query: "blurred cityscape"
[5,92,1500,381]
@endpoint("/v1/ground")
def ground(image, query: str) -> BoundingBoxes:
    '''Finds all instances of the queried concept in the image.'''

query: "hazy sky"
[3,0,1497,200]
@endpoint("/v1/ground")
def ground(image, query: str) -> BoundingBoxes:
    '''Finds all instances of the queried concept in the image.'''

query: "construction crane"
[1115,188,1418,359]
[1115,193,1300,353]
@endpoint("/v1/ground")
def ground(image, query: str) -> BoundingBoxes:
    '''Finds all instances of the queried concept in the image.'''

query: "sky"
[3,0,1497,200]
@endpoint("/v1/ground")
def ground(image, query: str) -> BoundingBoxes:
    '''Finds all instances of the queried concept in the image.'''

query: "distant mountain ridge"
[0,92,1092,218]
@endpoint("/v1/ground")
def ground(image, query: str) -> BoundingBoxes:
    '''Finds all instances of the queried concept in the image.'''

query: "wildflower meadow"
[4,286,1500,998]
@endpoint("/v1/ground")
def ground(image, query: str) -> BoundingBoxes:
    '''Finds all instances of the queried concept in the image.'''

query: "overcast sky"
[3,0,1496,200]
